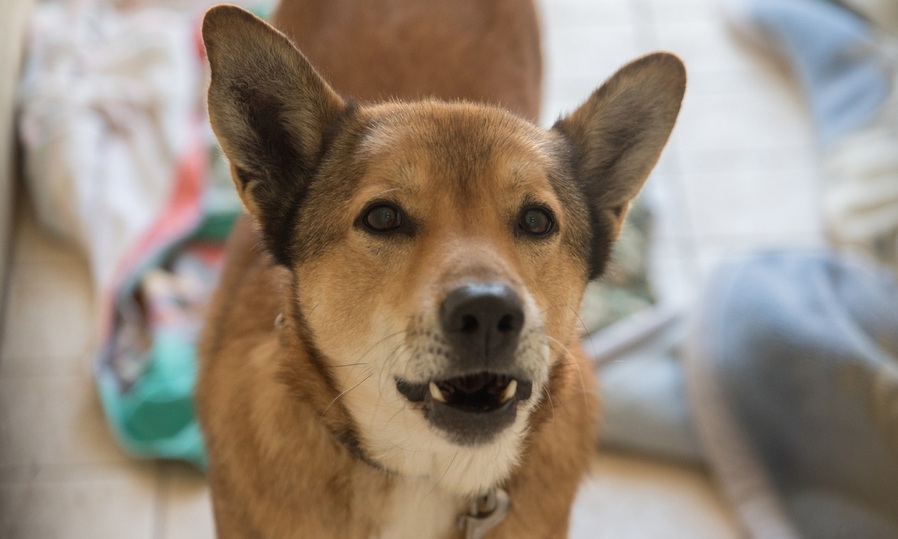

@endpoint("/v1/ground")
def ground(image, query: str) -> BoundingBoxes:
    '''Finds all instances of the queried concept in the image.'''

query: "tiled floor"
[0,0,827,537]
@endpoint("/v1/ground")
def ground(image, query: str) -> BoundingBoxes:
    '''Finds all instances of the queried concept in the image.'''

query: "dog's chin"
[396,372,534,446]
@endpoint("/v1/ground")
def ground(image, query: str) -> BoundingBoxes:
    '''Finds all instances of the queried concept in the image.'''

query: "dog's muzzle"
[396,282,535,445]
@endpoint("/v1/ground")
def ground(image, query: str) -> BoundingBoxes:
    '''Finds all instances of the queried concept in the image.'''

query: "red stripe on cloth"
[98,129,207,340]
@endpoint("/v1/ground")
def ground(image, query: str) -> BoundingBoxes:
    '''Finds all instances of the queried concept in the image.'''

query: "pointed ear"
[553,52,685,274]
[203,5,346,266]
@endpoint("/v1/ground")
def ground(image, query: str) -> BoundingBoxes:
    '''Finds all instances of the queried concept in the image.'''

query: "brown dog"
[198,2,685,538]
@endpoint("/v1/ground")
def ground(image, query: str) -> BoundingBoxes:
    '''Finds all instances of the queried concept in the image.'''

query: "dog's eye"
[517,207,554,237]
[363,204,403,233]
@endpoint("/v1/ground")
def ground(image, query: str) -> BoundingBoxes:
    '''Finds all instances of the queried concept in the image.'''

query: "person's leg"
[687,252,898,539]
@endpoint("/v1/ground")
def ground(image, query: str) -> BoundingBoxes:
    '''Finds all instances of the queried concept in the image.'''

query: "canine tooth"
[500,380,518,403]
[429,382,447,403]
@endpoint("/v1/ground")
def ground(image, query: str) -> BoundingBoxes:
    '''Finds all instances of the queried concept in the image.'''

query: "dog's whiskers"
[541,334,574,360]
[368,341,416,434]
[546,390,557,421]
[542,334,592,412]
[428,448,460,497]
[381,340,412,373]
[382,406,408,433]
[323,373,374,415]
[349,330,407,368]
[331,331,408,402]
[569,305,600,359]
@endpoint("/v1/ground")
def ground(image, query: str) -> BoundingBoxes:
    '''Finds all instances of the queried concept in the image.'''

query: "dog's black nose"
[440,283,524,367]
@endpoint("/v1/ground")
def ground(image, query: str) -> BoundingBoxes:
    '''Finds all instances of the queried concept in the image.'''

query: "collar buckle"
[458,487,511,539]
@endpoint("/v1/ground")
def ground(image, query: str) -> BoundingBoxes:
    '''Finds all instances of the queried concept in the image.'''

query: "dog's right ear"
[553,52,685,279]
[203,5,346,266]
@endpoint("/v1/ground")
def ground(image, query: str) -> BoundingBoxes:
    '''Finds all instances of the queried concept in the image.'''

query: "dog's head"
[204,6,684,496]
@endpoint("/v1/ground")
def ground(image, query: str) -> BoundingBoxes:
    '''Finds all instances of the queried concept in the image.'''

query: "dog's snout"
[440,283,524,364]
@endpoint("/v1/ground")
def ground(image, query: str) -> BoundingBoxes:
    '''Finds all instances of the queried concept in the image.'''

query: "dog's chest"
[376,478,462,539]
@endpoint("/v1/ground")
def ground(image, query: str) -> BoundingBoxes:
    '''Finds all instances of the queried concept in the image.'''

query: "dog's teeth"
[429,382,447,403]
[500,380,518,403]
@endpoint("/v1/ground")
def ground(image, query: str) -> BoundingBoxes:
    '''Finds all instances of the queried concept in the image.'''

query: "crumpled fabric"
[17,1,243,468]
[18,2,201,294]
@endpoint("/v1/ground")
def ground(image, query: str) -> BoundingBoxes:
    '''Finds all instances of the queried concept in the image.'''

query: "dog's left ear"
[554,53,685,278]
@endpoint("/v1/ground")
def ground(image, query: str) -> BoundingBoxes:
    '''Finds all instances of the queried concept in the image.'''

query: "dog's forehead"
[356,102,557,194]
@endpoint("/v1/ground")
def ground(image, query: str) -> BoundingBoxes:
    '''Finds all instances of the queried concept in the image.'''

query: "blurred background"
[1,0,896,537]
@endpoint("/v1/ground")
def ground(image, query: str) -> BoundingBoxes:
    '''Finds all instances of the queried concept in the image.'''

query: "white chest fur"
[377,477,463,539]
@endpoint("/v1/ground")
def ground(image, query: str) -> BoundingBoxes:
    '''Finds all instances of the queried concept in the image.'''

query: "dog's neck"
[277,279,376,458]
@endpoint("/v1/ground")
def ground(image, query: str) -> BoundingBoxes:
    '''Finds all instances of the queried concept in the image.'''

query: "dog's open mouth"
[397,373,533,412]
[396,373,533,444]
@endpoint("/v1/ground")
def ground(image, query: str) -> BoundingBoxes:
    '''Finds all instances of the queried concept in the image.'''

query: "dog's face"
[203,6,684,496]
[289,105,591,490]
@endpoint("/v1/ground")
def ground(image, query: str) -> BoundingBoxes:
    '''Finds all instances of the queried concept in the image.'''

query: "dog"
[198,3,685,538]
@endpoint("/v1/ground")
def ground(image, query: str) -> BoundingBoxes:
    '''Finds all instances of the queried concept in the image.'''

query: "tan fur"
[270,0,542,121]
[198,3,685,538]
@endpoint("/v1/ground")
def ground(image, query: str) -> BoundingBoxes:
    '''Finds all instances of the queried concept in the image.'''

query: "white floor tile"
[571,452,739,539]
[0,462,156,539]
[1,191,98,378]
[539,0,634,29]
[648,0,720,23]
[680,48,797,98]
[681,162,823,242]
[9,197,84,267]
[654,18,753,74]
[157,462,215,539]
[673,90,813,153]
[543,24,641,93]
[0,376,130,469]
[540,5,646,126]
[0,261,97,378]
